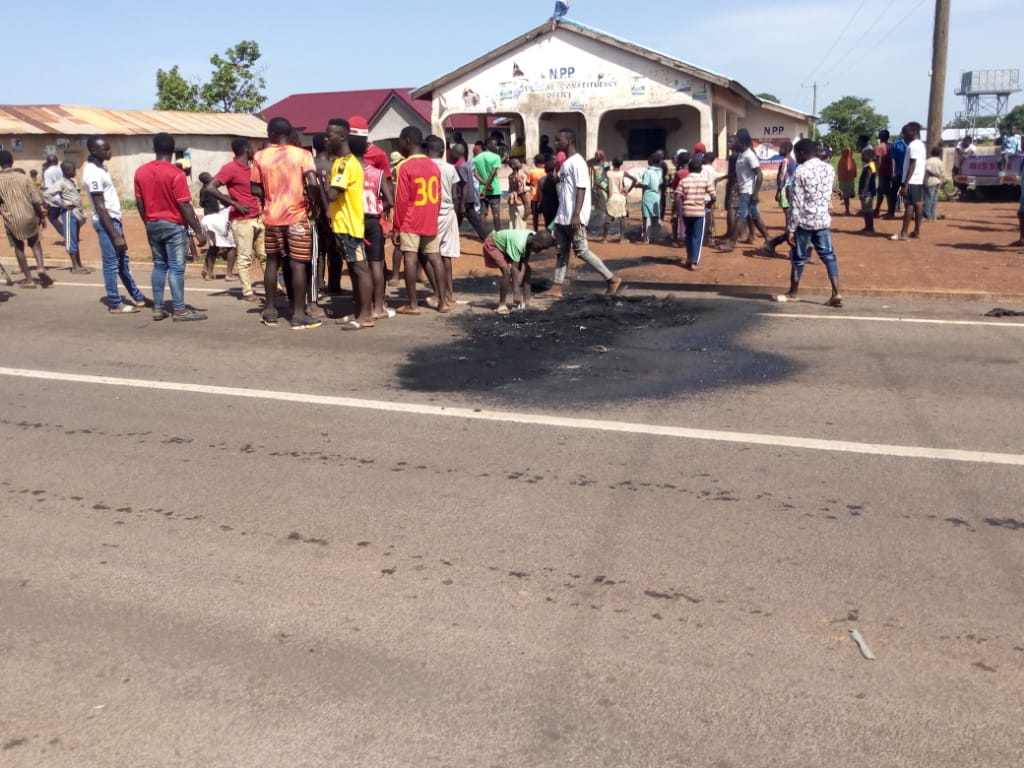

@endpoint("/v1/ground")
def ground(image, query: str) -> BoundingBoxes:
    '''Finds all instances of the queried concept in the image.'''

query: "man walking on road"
[82,136,149,313]
[0,150,54,288]
[206,138,265,304]
[775,138,842,307]
[541,128,621,298]
[134,133,208,321]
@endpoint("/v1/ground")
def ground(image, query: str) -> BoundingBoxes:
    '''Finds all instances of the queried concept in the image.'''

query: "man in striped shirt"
[676,158,716,270]
[0,150,53,288]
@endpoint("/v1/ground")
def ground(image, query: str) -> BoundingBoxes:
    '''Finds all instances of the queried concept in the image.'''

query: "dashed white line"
[1,366,1022,467]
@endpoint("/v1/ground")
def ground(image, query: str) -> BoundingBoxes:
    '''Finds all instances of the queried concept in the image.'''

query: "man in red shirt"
[205,138,265,303]
[134,132,207,321]
[392,125,446,314]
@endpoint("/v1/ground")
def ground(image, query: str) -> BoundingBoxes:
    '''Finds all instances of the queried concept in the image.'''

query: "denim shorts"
[736,192,760,220]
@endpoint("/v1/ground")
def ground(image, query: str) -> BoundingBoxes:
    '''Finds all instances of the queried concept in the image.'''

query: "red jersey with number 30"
[394,155,440,235]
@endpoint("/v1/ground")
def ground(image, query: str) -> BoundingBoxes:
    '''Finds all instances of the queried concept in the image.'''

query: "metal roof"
[0,105,267,137]
[410,17,814,122]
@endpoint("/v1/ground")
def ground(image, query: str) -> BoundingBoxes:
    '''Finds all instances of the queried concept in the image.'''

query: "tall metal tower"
[955,70,1020,132]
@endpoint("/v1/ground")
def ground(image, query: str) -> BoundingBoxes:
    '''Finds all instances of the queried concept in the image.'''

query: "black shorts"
[482,195,501,215]
[905,184,924,205]
[364,216,384,262]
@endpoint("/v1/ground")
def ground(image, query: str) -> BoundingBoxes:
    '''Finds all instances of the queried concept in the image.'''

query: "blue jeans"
[94,218,145,309]
[146,219,189,311]
[683,216,706,264]
[791,227,839,283]
[923,185,939,220]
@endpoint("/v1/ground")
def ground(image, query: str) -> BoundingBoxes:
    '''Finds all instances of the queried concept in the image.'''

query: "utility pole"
[802,81,828,138]
[927,0,951,147]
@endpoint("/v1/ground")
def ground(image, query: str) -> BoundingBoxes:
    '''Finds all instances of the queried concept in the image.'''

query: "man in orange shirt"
[250,117,323,330]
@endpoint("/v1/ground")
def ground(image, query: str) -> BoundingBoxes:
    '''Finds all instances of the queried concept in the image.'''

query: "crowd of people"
[2,115,1023,320]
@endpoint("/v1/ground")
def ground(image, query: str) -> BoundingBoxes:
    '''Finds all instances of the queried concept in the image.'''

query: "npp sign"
[549,67,577,79]
[763,126,786,136]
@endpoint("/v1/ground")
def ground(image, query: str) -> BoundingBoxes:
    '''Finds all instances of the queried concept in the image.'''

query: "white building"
[412,17,813,164]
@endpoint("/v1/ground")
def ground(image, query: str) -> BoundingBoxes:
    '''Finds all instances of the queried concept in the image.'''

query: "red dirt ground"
[20,200,1024,301]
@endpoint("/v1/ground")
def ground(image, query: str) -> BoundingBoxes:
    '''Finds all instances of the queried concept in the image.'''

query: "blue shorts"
[736,192,761,221]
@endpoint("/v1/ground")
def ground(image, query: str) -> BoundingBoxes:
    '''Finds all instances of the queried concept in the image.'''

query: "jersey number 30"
[413,176,440,206]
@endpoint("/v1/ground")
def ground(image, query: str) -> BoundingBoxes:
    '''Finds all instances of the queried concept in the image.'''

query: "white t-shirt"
[432,158,459,216]
[700,164,717,202]
[903,139,927,185]
[736,148,760,194]
[82,160,121,220]
[43,164,63,190]
[555,153,591,226]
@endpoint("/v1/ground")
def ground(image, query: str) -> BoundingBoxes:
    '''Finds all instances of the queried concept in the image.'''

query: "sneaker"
[260,310,279,327]
[289,315,323,330]
[152,308,170,321]
[172,307,207,322]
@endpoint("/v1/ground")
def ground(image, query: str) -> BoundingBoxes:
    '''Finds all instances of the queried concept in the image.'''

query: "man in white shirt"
[42,154,66,239]
[892,122,926,241]
[83,135,150,313]
[717,129,770,252]
[540,128,621,298]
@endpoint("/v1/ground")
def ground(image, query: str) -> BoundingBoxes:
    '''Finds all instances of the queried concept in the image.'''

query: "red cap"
[693,142,707,153]
[349,115,369,137]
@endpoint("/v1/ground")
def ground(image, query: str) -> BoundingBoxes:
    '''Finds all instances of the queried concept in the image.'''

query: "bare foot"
[538,285,563,299]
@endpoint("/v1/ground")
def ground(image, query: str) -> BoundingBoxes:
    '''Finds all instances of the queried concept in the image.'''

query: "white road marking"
[759,313,1024,328]
[2,366,1022,467]
[53,282,228,294]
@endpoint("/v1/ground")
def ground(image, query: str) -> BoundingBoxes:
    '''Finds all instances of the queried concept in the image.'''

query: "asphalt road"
[2,272,1023,767]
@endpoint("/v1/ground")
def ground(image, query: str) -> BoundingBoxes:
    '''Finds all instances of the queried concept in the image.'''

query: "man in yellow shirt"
[326,119,372,330]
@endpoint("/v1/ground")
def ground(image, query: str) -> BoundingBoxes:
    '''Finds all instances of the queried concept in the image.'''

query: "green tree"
[999,104,1024,132]
[757,92,780,104]
[153,41,266,114]
[817,96,889,151]
[200,41,267,114]
[154,65,204,111]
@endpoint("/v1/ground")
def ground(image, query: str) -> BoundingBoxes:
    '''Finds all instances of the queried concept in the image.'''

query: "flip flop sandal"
[109,303,139,313]
[37,272,55,287]
[338,319,373,331]
[495,305,510,315]
[828,296,844,308]
[374,308,397,319]
[395,305,421,315]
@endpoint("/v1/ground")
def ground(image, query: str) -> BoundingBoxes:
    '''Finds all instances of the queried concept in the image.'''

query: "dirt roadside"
[14,199,1024,302]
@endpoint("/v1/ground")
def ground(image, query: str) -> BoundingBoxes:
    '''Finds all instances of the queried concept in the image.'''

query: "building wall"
[429,28,713,159]
[1,133,257,201]
[371,99,431,151]
[741,104,809,158]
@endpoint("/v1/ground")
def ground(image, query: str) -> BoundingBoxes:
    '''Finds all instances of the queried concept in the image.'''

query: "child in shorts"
[858,147,877,233]
[481,228,555,313]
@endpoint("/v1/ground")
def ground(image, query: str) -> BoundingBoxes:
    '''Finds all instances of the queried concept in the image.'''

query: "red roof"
[261,88,502,134]
[261,88,431,133]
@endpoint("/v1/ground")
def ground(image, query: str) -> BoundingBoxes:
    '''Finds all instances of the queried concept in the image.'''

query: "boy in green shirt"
[481,228,554,313]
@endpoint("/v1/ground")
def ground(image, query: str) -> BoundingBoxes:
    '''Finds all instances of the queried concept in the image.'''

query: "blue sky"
[6,0,1019,129]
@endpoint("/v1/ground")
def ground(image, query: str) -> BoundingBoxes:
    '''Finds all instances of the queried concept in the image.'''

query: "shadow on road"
[396,293,796,404]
